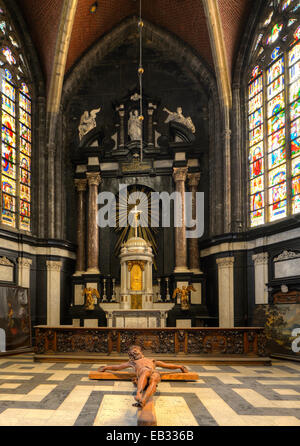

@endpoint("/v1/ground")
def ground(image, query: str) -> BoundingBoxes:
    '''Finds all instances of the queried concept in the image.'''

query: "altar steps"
[34,352,272,366]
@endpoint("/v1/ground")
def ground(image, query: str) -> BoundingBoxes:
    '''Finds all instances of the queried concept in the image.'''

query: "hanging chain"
[138,0,144,162]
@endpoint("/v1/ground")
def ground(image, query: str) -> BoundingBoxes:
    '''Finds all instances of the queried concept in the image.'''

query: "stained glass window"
[266,24,283,45]
[0,5,32,231]
[248,1,300,226]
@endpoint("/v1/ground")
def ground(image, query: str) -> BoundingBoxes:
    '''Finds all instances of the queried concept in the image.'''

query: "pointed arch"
[61,17,231,237]
[0,1,45,234]
[63,16,217,105]
[245,0,300,227]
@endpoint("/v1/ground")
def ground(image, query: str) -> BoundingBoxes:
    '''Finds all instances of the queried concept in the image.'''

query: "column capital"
[46,260,62,272]
[74,178,87,192]
[86,171,101,187]
[17,257,32,268]
[173,167,188,182]
[187,172,201,188]
[252,252,269,265]
[222,129,232,139]
[216,257,235,268]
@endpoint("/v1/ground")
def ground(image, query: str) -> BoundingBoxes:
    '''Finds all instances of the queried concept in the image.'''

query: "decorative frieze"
[273,250,300,279]
[0,257,13,266]
[274,250,300,262]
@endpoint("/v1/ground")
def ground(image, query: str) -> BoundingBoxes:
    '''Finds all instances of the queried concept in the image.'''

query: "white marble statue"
[78,107,101,140]
[128,110,142,141]
[163,106,195,134]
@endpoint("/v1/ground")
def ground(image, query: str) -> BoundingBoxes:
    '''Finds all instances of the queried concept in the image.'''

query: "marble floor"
[0,353,300,426]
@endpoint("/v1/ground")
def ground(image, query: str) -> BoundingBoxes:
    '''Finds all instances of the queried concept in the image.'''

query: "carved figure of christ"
[98,345,188,408]
[130,205,142,238]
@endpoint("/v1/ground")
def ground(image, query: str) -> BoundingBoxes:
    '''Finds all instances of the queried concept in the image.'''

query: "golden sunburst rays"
[114,186,159,265]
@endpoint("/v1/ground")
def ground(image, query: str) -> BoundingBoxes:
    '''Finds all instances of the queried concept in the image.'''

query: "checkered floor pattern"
[0,354,300,426]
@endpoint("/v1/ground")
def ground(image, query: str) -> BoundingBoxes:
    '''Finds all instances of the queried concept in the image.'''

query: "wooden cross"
[89,369,199,426]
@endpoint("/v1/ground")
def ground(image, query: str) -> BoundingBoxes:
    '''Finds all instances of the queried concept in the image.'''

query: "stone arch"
[5,0,45,96]
[231,0,264,233]
[60,16,227,239]
[63,16,217,105]
[1,0,47,237]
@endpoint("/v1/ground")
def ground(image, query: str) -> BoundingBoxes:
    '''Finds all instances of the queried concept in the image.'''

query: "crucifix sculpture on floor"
[89,344,199,426]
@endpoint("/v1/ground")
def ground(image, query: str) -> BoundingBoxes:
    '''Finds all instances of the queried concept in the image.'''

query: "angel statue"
[172,284,196,310]
[163,106,195,134]
[128,109,143,141]
[78,107,101,140]
[82,287,100,311]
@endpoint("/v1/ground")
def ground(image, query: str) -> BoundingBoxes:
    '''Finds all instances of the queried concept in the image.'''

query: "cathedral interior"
[0,0,299,428]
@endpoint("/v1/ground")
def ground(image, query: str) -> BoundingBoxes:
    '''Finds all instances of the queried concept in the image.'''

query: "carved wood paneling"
[34,327,267,357]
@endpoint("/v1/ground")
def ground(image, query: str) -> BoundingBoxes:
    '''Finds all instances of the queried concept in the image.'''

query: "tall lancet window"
[0,5,32,232]
[248,0,299,227]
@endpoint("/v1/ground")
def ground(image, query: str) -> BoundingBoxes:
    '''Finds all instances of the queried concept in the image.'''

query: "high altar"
[100,235,174,328]
[69,88,211,330]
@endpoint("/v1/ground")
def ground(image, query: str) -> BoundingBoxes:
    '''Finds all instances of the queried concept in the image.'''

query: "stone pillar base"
[174,267,190,273]
[73,271,85,277]
[190,268,203,274]
[84,268,100,275]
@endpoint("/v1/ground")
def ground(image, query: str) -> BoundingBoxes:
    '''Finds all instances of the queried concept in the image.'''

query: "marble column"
[252,253,269,304]
[216,257,235,327]
[17,257,32,288]
[46,260,62,326]
[74,179,87,275]
[86,172,101,274]
[187,172,202,273]
[173,167,188,272]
